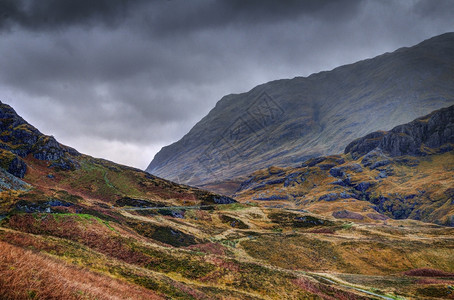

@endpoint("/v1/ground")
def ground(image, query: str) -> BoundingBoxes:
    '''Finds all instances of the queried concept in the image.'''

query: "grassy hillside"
[1,140,453,298]
[1,104,454,298]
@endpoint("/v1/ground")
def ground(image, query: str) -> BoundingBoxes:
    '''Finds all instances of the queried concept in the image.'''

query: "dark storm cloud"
[0,0,362,32]
[0,0,149,30]
[0,0,453,168]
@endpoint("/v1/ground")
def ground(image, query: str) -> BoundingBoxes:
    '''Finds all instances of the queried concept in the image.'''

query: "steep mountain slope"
[148,32,454,186]
[235,105,454,226]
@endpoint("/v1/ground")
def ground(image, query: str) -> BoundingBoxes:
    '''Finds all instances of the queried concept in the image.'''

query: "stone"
[212,196,236,204]
[329,167,345,178]
[354,181,374,193]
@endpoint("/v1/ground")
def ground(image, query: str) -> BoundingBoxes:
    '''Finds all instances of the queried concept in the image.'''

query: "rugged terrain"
[2,102,454,299]
[147,32,454,186]
[234,105,454,226]
[1,103,454,299]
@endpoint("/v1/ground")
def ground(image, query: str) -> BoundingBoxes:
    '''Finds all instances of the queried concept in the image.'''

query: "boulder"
[354,181,374,193]
[329,167,345,178]
[213,196,236,204]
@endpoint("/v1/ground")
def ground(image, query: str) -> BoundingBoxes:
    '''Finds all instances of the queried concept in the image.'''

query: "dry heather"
[0,241,163,300]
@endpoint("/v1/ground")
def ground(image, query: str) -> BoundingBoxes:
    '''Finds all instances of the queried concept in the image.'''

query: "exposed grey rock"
[15,199,73,213]
[319,193,339,202]
[213,196,236,204]
[318,163,336,170]
[370,160,391,170]
[302,157,326,167]
[330,163,363,178]
[336,158,346,165]
[346,105,454,158]
[446,215,454,227]
[329,167,345,178]
[330,177,352,187]
[354,181,374,193]
[376,171,388,179]
[253,195,288,201]
[339,191,357,199]
[7,156,27,178]
[0,167,30,191]
[0,102,81,178]
[284,172,305,187]
[330,179,346,186]
[360,150,387,167]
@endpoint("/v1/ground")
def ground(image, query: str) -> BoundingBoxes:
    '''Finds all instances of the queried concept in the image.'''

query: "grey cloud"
[0,0,453,168]
[0,0,149,30]
[0,0,363,33]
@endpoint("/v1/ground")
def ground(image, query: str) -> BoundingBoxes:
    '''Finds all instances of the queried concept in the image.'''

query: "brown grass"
[0,241,163,300]
[7,214,152,265]
[403,268,454,277]
[292,277,369,300]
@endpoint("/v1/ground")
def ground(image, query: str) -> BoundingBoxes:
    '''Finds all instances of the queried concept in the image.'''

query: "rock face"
[147,32,454,186]
[345,105,454,158]
[234,106,454,226]
[0,101,80,178]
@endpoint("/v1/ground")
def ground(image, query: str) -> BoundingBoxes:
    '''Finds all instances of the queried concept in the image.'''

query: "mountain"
[147,32,454,187]
[234,105,454,226]
[2,106,454,299]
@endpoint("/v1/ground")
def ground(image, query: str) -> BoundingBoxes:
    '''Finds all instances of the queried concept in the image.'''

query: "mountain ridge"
[147,32,454,187]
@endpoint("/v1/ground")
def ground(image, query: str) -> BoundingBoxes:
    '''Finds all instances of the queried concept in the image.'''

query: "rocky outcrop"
[235,104,454,226]
[0,101,81,178]
[345,105,454,158]
[7,157,27,178]
[0,167,30,191]
[329,163,362,178]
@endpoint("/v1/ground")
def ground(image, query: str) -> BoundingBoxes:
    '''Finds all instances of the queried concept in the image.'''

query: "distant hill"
[147,32,454,186]
[234,105,454,226]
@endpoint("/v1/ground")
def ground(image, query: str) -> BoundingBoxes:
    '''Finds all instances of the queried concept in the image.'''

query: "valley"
[1,32,454,299]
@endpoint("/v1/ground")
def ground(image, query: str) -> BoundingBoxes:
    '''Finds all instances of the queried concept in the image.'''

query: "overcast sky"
[0,0,453,169]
